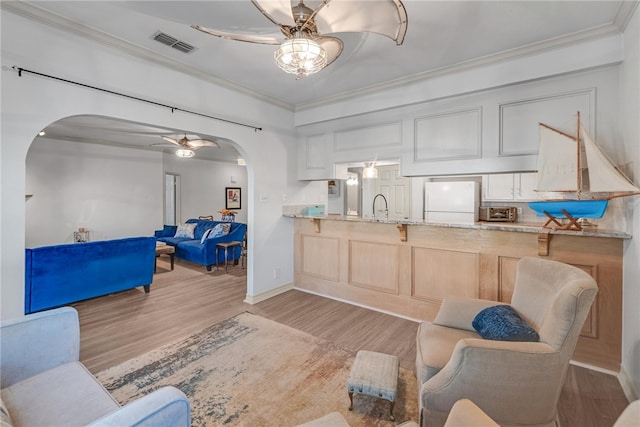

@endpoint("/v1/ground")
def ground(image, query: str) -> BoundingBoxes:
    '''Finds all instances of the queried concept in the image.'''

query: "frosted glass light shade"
[274,37,327,77]
[176,148,195,158]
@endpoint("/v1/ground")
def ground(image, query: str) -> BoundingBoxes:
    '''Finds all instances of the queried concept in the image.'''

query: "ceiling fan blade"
[187,139,220,149]
[191,25,282,45]
[150,143,178,148]
[251,0,297,27]
[316,36,343,67]
[315,0,408,45]
[161,136,180,145]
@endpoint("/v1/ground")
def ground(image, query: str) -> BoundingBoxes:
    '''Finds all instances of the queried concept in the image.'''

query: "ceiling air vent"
[152,31,196,54]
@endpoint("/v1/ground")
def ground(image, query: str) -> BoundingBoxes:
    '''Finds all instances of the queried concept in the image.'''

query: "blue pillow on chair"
[472,305,540,342]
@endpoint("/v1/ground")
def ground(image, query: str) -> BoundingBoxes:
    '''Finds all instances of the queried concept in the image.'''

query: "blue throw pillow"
[472,305,540,342]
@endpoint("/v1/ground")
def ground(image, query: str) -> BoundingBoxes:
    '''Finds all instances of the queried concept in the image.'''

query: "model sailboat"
[528,112,640,230]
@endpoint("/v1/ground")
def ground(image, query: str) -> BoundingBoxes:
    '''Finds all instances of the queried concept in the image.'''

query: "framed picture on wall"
[225,187,241,209]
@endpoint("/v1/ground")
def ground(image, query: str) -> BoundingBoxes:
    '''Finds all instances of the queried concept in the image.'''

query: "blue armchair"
[0,307,190,426]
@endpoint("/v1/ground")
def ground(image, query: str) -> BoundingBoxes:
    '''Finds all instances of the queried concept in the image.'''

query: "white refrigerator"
[424,181,480,224]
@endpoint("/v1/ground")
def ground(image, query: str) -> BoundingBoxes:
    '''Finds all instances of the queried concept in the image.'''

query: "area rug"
[96,312,418,426]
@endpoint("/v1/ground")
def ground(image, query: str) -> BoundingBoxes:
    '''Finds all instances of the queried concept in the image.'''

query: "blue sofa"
[25,236,156,314]
[154,219,246,271]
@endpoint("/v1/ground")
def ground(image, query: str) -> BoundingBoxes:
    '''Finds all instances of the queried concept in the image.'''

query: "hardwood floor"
[73,257,629,427]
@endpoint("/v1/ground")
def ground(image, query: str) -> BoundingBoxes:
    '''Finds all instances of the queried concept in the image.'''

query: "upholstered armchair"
[415,257,598,427]
[1,307,190,426]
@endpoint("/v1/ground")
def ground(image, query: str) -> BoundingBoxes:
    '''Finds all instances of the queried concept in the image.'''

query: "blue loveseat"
[154,219,246,271]
[25,236,156,314]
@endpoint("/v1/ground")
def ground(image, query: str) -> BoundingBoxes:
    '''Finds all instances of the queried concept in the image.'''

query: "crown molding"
[1,1,295,112]
[4,1,634,114]
[295,22,624,112]
[614,0,639,31]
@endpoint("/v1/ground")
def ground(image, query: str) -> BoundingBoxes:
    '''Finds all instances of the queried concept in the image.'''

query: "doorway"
[164,173,181,225]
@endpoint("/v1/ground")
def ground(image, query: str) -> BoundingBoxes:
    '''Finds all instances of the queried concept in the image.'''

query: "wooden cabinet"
[482,172,538,201]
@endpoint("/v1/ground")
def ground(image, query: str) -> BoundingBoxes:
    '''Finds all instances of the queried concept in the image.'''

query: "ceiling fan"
[192,0,408,78]
[153,134,220,158]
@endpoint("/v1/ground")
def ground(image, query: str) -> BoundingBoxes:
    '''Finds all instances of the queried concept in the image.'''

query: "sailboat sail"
[536,125,579,193]
[581,125,640,194]
[529,113,640,227]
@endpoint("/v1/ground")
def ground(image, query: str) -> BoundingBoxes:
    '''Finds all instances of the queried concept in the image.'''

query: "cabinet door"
[515,172,539,201]
[482,174,515,201]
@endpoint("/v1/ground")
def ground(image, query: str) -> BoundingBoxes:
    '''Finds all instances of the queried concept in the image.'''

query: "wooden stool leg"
[389,400,395,421]
[348,391,353,411]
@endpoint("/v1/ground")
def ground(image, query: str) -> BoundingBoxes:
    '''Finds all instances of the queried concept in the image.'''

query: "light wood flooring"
[72,257,629,427]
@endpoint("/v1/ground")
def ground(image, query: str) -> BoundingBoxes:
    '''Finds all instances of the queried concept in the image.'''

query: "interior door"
[374,165,412,220]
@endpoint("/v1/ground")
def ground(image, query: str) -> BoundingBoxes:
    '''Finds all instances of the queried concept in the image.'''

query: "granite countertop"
[282,214,632,239]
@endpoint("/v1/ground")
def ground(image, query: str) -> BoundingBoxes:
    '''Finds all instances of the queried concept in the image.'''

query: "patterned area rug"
[96,312,418,426]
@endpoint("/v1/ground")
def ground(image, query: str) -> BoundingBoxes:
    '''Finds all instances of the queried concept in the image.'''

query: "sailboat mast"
[576,111,582,199]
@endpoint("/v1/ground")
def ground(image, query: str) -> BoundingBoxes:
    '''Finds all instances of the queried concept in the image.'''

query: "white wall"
[162,153,249,224]
[621,4,640,400]
[25,137,249,247]
[1,9,310,319]
[26,139,164,246]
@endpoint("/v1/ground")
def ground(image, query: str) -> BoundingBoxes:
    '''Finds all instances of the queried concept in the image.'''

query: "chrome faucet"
[372,193,388,221]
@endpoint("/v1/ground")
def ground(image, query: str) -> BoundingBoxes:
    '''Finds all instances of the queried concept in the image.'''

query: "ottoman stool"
[347,350,399,421]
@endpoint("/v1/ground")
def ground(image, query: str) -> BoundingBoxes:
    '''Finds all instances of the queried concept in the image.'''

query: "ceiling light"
[362,162,378,179]
[274,33,327,78]
[175,148,195,158]
[237,158,246,166]
[38,131,46,136]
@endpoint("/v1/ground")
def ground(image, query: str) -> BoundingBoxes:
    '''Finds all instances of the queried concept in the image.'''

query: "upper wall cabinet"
[296,66,619,180]
[297,133,332,180]
[297,120,403,180]
[482,173,539,202]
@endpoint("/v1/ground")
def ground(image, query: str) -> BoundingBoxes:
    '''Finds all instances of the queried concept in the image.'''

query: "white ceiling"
[14,0,635,162]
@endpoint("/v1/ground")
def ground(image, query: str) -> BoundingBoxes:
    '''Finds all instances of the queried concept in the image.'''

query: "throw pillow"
[174,223,196,239]
[207,223,231,239]
[472,304,540,342]
[200,228,213,244]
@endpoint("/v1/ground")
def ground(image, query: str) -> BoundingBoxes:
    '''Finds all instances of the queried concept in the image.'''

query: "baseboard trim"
[293,286,422,323]
[244,282,293,304]
[569,360,619,376]
[618,364,639,402]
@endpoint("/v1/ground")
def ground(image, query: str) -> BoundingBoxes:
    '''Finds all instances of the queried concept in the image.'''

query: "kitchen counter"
[290,213,626,371]
[283,213,632,239]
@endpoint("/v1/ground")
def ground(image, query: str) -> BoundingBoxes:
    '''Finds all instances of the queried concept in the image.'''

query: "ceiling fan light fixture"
[274,35,327,77]
[175,148,195,158]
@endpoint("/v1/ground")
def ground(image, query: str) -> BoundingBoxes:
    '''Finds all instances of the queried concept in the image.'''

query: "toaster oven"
[479,206,518,222]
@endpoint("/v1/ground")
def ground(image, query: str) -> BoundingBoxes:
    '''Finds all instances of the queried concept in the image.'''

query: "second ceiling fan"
[155,134,220,158]
[192,0,408,78]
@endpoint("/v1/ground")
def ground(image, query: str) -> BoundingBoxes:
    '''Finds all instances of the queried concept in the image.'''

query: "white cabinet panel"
[414,108,482,162]
[483,172,539,201]
[515,172,540,201]
[297,134,332,180]
[483,174,514,200]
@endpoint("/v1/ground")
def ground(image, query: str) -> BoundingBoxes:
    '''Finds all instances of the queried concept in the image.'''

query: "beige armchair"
[415,257,598,427]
